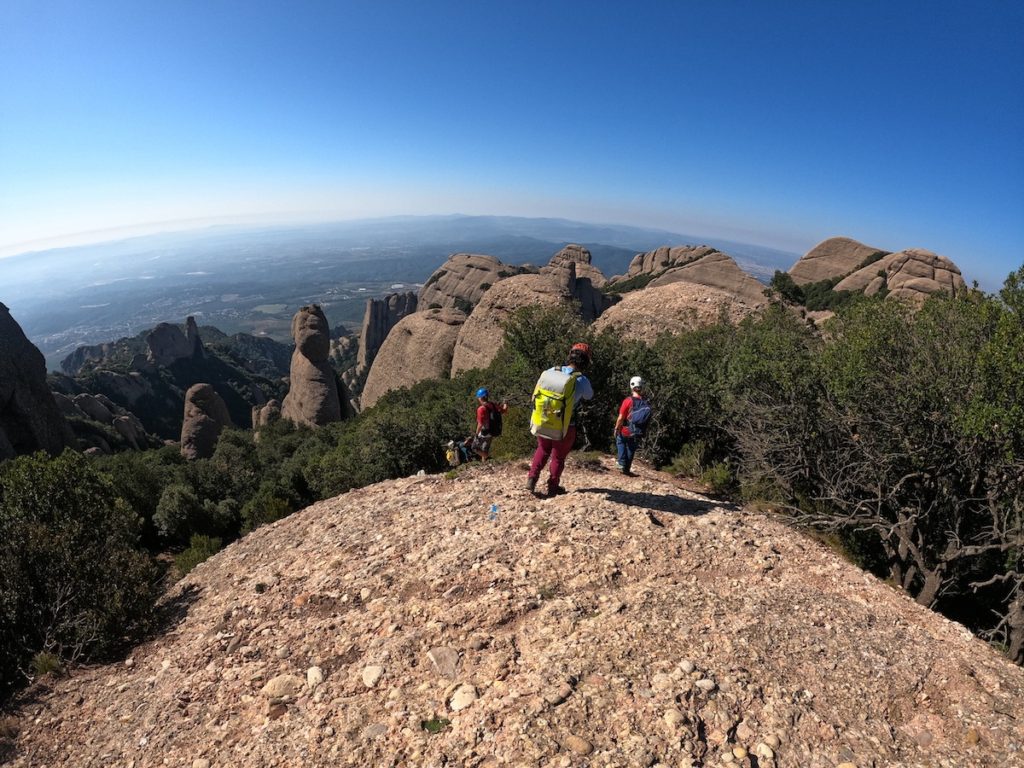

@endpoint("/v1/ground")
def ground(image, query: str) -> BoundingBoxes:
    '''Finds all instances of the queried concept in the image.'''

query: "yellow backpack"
[530,368,580,440]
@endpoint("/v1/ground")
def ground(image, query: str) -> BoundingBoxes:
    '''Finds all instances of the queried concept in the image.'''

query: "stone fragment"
[544,680,574,706]
[564,734,593,755]
[362,666,384,688]
[306,666,324,690]
[260,674,304,699]
[449,684,477,711]
[427,647,460,680]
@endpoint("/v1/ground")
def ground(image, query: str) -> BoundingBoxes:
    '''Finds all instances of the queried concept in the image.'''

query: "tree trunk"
[1008,595,1024,666]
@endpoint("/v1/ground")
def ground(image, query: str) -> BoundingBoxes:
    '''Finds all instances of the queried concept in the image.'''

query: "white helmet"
[630,376,644,390]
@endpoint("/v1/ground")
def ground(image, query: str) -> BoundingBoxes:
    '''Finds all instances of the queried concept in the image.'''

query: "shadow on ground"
[576,487,732,517]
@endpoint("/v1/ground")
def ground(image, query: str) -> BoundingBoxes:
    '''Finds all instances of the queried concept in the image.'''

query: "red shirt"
[618,397,635,438]
[477,402,501,432]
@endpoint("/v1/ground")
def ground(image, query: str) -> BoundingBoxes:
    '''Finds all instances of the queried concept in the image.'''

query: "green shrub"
[29,651,63,679]
[0,451,158,697]
[241,486,293,533]
[175,534,223,575]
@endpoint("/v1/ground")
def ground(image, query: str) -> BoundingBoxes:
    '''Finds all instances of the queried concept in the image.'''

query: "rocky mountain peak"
[787,237,889,286]
[180,383,232,460]
[9,459,1023,765]
[281,305,352,427]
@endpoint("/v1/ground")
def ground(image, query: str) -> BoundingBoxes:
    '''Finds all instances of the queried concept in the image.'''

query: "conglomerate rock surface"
[787,237,889,286]
[833,248,966,304]
[9,460,1023,767]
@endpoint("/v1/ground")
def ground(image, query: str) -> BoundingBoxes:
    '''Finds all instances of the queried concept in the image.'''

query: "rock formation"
[834,248,966,303]
[252,399,282,430]
[356,292,418,375]
[0,303,70,460]
[649,251,769,307]
[8,460,1024,766]
[617,244,721,280]
[60,341,116,376]
[361,309,467,408]
[145,317,204,367]
[787,237,889,285]
[540,244,613,322]
[281,305,351,427]
[593,281,762,342]
[180,383,232,460]
[450,273,576,374]
[419,254,518,312]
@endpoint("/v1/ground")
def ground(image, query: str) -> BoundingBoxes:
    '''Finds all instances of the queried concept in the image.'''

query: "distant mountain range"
[0,215,801,369]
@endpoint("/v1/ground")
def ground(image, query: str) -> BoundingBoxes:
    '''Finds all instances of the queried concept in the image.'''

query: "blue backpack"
[627,396,652,437]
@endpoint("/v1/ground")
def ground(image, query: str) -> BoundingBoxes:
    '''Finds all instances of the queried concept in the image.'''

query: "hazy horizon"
[2,2,1022,289]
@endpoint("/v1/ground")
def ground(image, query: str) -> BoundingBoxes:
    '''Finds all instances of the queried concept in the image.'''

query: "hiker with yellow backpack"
[525,342,594,497]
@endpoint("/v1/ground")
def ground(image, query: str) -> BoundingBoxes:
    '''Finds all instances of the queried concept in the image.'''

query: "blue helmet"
[476,387,489,398]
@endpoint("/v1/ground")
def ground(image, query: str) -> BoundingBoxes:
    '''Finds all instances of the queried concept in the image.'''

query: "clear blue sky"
[2,0,1022,286]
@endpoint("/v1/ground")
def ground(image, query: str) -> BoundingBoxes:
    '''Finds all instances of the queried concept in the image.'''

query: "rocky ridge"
[419,254,521,312]
[361,308,467,409]
[356,292,418,377]
[787,238,888,286]
[833,248,966,304]
[8,460,1023,767]
[0,303,70,459]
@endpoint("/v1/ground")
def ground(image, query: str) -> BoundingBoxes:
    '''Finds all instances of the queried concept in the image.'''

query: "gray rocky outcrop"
[361,309,467,408]
[252,399,282,430]
[540,244,613,322]
[649,251,769,306]
[281,305,351,428]
[788,237,889,286]
[0,303,70,460]
[450,273,576,375]
[356,292,418,376]
[73,393,114,423]
[419,254,519,312]
[61,342,117,376]
[616,245,721,281]
[834,248,966,304]
[180,383,232,460]
[593,281,762,342]
[146,317,204,367]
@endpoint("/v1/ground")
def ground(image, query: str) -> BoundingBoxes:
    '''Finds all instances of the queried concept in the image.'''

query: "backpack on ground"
[488,404,503,437]
[530,368,580,440]
[627,396,652,437]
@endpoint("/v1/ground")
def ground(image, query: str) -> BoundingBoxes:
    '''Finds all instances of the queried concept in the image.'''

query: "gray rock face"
[252,399,282,430]
[180,383,232,460]
[0,303,70,460]
[788,237,889,286]
[356,292,418,375]
[361,309,467,408]
[834,248,966,304]
[593,281,762,342]
[649,251,768,307]
[61,342,116,376]
[281,306,351,428]
[73,393,114,423]
[419,254,522,312]
[618,245,721,281]
[540,245,613,322]
[146,317,204,367]
[451,273,576,375]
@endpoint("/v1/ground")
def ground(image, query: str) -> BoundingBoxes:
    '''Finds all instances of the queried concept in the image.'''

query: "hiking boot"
[525,476,537,493]
[547,485,568,497]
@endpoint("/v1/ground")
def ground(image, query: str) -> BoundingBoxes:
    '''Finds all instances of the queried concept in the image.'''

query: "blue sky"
[1,1,1022,286]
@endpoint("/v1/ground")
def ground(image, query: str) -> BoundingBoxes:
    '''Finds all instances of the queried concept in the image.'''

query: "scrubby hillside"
[7,459,1023,767]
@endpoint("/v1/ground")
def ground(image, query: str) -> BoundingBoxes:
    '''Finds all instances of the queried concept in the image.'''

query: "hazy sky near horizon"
[2,1,1022,286]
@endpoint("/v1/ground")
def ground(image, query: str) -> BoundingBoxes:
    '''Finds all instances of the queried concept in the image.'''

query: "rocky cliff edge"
[7,460,1023,767]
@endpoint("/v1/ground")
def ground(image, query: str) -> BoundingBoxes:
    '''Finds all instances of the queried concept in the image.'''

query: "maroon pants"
[528,426,576,491]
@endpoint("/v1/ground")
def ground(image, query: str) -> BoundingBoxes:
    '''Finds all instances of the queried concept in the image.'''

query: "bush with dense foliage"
[0,451,159,696]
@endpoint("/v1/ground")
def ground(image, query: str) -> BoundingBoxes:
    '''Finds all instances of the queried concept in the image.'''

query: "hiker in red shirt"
[473,387,508,461]
[613,376,651,475]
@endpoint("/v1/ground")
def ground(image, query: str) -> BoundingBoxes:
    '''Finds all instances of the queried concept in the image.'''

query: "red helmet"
[570,342,592,362]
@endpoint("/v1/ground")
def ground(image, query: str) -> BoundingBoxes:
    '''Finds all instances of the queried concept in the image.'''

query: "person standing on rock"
[526,342,594,496]
[613,375,652,475]
[473,387,508,461]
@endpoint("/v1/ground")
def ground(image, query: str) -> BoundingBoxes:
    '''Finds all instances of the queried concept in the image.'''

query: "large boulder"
[281,305,351,427]
[180,383,231,460]
[252,399,282,430]
[361,309,468,408]
[540,244,613,322]
[0,303,70,460]
[593,281,761,342]
[419,254,518,312]
[834,248,966,304]
[450,273,576,375]
[617,245,720,281]
[356,291,418,374]
[146,317,204,367]
[788,237,889,286]
[649,250,768,307]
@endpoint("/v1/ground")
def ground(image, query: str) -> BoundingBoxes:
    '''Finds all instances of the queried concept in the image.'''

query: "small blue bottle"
[489,503,498,521]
